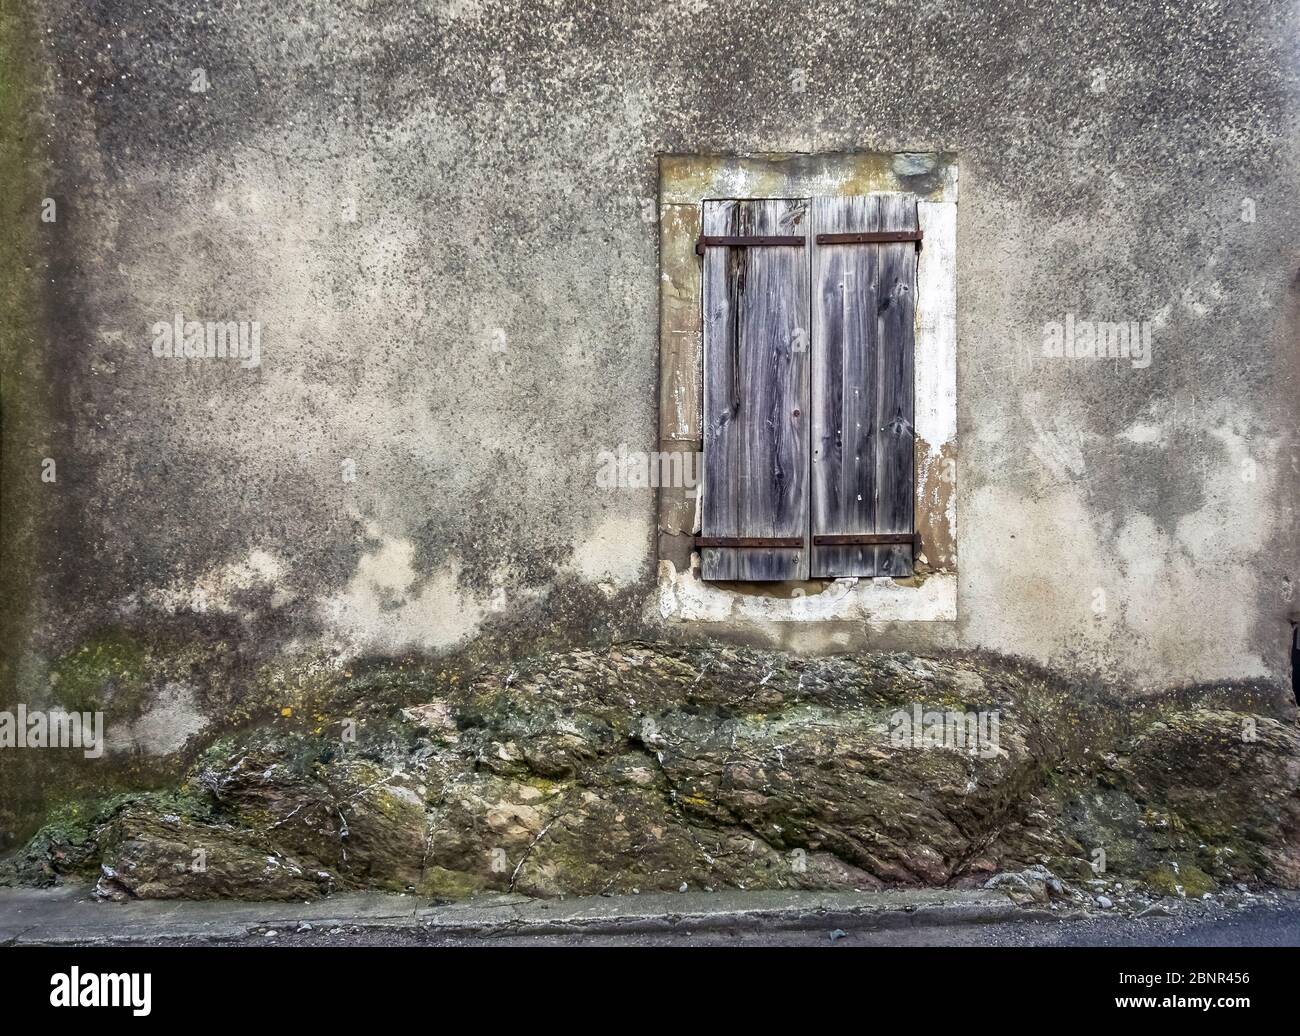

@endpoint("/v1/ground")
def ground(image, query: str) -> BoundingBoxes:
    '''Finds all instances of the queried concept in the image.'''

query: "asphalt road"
[216,900,1300,947]
[5,884,1297,947]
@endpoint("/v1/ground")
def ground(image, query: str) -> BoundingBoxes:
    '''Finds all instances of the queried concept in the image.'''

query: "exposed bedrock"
[4,643,1296,901]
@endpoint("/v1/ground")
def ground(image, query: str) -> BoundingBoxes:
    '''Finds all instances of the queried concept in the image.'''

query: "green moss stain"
[49,631,153,714]
[0,0,51,704]
[418,866,491,899]
[1145,863,1216,899]
[0,5,60,857]
[0,787,215,886]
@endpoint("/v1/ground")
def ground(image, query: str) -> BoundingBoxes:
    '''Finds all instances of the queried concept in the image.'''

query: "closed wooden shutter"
[809,194,918,577]
[699,198,811,581]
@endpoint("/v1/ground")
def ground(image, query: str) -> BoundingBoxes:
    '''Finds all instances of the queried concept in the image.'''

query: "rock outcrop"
[3,643,1296,901]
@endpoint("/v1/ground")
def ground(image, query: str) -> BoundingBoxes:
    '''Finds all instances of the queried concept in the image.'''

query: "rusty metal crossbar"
[815,230,923,247]
[695,533,920,549]
[812,533,920,547]
[695,231,922,257]
[694,536,805,548]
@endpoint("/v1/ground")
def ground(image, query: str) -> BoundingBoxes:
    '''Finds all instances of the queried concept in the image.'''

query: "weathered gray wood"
[810,195,918,577]
[700,198,810,580]
[810,196,879,576]
[874,195,918,575]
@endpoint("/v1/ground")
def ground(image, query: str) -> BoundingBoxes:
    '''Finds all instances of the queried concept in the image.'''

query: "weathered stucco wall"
[4,0,1299,719]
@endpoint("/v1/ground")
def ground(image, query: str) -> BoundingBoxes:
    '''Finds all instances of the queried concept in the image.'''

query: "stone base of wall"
[3,643,1297,900]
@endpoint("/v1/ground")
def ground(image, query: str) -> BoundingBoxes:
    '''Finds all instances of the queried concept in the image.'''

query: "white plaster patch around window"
[658,559,957,626]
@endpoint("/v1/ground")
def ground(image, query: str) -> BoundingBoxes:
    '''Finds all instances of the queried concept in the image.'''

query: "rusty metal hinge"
[695,235,806,257]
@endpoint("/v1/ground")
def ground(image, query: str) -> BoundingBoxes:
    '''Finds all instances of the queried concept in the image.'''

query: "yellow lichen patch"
[835,153,897,197]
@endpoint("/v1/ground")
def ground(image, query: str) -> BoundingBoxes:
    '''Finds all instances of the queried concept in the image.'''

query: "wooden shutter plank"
[874,195,919,576]
[700,198,810,581]
[810,195,918,578]
[810,196,879,576]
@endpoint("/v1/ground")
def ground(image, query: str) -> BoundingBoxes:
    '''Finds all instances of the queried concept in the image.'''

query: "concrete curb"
[0,885,1047,945]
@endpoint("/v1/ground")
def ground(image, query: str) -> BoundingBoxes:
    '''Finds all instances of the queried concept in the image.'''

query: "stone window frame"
[656,152,958,624]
